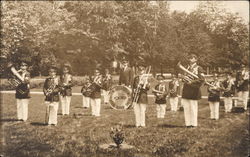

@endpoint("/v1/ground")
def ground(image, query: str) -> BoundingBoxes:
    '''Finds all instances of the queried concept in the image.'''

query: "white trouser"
[209,101,219,120]
[60,96,71,115]
[102,90,109,104]
[236,91,249,110]
[156,104,166,118]
[224,97,232,112]
[82,96,90,108]
[45,101,59,125]
[134,103,147,127]
[170,97,179,111]
[16,99,29,121]
[182,98,198,127]
[90,98,101,116]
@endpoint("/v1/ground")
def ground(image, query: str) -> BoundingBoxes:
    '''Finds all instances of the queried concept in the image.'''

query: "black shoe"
[186,126,192,128]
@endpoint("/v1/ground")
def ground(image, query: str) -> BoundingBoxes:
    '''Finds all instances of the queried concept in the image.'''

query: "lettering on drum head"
[109,86,132,110]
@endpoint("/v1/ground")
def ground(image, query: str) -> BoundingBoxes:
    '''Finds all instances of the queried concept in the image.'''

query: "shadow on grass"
[158,124,185,128]
[123,124,135,128]
[0,118,20,122]
[30,122,47,126]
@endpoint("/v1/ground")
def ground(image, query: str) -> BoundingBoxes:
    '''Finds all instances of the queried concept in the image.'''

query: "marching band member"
[235,65,249,111]
[132,63,150,128]
[169,73,180,112]
[89,68,103,117]
[180,54,204,128]
[207,73,221,120]
[153,75,168,118]
[14,61,31,122]
[102,68,112,105]
[221,72,235,113]
[59,64,73,115]
[119,57,134,88]
[81,76,91,109]
[43,66,60,126]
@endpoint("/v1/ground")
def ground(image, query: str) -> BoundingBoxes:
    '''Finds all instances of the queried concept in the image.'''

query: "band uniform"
[59,65,73,115]
[81,76,92,108]
[207,74,221,120]
[221,72,235,113]
[235,66,249,110]
[43,67,60,125]
[181,54,204,128]
[89,69,103,117]
[153,75,168,118]
[169,74,180,112]
[132,65,150,127]
[9,61,31,122]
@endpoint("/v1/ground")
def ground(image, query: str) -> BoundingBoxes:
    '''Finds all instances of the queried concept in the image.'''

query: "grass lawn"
[0,86,249,157]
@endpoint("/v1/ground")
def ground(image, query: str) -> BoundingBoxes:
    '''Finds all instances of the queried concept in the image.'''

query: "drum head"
[109,85,132,110]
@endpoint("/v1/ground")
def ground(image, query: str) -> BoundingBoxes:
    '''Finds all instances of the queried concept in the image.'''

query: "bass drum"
[109,85,132,110]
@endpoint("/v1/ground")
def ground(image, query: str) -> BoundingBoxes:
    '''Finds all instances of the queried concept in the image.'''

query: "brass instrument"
[177,62,199,84]
[93,75,102,87]
[132,66,151,103]
[8,69,28,94]
[223,79,233,93]
[59,74,72,96]
[45,78,58,96]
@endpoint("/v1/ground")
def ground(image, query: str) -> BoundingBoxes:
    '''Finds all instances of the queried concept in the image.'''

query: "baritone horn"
[177,62,199,84]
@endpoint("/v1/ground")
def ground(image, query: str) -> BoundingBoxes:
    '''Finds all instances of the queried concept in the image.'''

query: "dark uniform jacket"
[59,74,73,97]
[15,70,31,99]
[119,66,134,87]
[221,79,235,97]
[132,75,150,104]
[182,63,204,100]
[43,77,60,102]
[89,76,103,99]
[236,70,249,92]
[207,81,221,102]
[169,79,180,97]
[102,74,112,91]
[153,83,168,104]
[81,82,92,97]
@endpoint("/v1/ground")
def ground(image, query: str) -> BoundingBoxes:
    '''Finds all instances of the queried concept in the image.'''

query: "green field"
[0,86,249,157]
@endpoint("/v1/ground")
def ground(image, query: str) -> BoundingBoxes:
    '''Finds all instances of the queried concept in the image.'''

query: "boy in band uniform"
[169,73,180,112]
[132,63,150,127]
[181,54,204,128]
[235,65,249,110]
[222,72,235,113]
[43,66,60,126]
[102,68,112,105]
[207,73,221,120]
[59,64,73,115]
[90,68,103,117]
[15,61,31,122]
[153,75,168,118]
[81,76,92,109]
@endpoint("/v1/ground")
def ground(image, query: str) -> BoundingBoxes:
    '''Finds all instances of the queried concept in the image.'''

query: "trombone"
[132,66,151,103]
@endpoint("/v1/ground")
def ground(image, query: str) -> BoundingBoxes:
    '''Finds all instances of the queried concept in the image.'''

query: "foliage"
[1,1,248,76]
